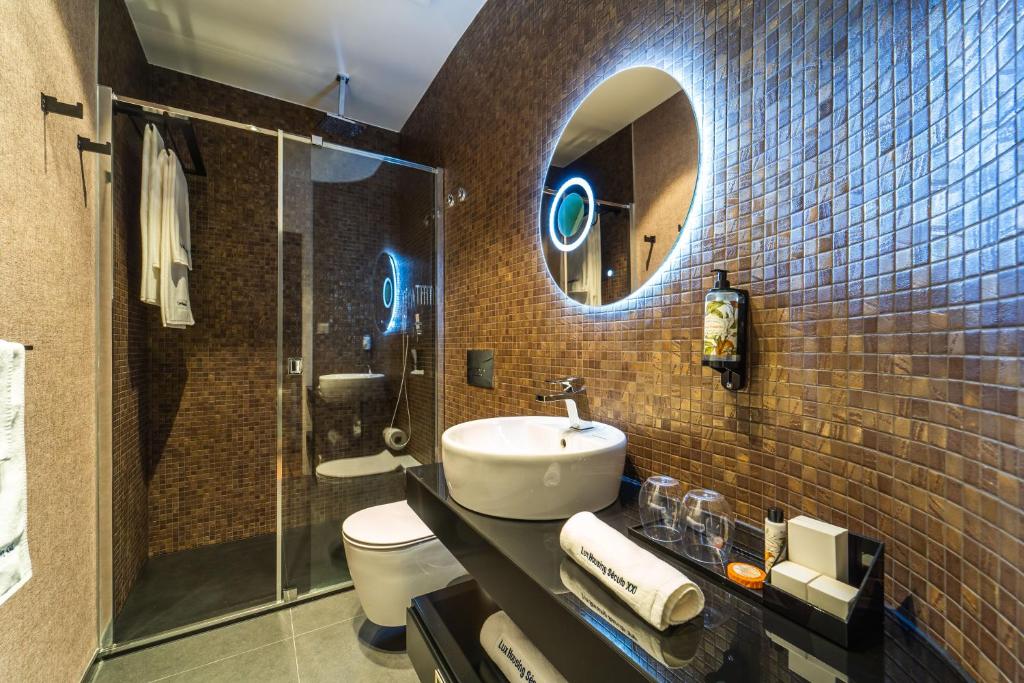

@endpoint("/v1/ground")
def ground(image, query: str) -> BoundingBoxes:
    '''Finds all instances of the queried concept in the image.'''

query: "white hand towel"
[159,150,194,328]
[140,124,165,305]
[559,511,704,631]
[559,560,701,669]
[480,611,567,683]
[0,341,31,606]
[0,341,24,463]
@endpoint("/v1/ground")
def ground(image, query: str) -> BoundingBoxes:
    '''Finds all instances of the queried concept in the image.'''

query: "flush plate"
[467,350,494,388]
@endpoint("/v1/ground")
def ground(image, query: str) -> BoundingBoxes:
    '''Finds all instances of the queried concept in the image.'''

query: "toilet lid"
[342,500,434,549]
[316,451,401,479]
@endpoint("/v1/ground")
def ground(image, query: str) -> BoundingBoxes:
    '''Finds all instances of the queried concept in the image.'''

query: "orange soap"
[727,562,767,589]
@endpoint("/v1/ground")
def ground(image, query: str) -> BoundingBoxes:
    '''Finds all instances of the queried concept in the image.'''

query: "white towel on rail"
[140,124,165,305]
[159,150,194,328]
[560,511,704,631]
[0,341,31,607]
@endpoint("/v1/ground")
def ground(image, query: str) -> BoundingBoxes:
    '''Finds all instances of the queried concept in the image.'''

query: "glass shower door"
[277,135,439,600]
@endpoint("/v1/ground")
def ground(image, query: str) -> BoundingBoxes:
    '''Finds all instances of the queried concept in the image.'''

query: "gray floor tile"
[95,611,292,682]
[290,590,363,636]
[115,522,351,643]
[163,639,299,682]
[114,535,276,642]
[293,619,416,683]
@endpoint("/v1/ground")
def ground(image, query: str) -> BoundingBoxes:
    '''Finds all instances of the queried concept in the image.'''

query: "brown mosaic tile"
[100,0,151,615]
[402,0,1024,680]
[104,0,437,602]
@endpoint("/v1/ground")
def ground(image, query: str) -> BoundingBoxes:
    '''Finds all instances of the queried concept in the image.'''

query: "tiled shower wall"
[402,0,1023,680]
[102,0,437,612]
[99,0,152,614]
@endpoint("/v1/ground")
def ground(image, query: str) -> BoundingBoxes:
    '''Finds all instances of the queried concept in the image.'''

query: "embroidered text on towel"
[580,546,638,595]
[497,638,538,682]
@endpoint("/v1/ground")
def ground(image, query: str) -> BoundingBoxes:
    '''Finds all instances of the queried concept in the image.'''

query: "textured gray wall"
[0,1,99,680]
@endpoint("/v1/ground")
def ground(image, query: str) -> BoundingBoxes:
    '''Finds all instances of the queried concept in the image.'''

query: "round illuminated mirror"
[373,251,399,333]
[542,67,700,306]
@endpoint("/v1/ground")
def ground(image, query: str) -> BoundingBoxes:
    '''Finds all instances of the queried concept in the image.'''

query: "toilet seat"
[342,500,466,629]
[342,500,434,550]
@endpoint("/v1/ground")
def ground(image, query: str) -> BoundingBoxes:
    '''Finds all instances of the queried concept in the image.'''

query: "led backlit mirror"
[373,251,399,333]
[542,67,700,306]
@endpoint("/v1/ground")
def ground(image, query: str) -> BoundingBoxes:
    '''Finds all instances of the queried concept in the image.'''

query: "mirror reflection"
[373,251,400,333]
[542,67,700,306]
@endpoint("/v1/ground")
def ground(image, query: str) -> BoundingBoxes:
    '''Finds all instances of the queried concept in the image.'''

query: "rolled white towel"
[559,511,704,631]
[559,560,702,669]
[480,611,567,683]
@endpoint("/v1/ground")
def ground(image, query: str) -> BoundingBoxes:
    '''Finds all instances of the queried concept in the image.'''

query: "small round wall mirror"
[373,251,399,333]
[542,66,700,306]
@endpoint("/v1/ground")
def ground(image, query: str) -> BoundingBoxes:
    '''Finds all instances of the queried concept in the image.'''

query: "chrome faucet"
[536,377,593,430]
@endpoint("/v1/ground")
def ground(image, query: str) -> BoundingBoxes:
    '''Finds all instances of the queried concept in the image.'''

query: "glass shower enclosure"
[100,90,441,651]
[277,136,441,599]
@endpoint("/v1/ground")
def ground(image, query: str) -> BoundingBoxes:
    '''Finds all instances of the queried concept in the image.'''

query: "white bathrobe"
[139,124,165,305]
[159,150,194,328]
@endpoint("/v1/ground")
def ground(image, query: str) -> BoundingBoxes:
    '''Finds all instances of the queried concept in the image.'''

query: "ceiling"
[552,67,682,167]
[124,0,486,132]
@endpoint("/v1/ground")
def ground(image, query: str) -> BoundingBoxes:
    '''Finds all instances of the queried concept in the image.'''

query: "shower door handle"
[288,357,303,375]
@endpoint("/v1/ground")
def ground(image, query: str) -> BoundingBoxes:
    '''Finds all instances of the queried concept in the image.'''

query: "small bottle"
[764,507,786,573]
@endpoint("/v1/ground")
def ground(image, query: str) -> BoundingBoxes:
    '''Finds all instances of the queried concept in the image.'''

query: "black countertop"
[407,464,971,683]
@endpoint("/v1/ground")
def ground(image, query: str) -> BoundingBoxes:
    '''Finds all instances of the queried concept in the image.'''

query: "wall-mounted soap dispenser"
[701,269,748,391]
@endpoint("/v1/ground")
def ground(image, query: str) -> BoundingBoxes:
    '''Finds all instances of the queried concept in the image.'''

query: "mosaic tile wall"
[104,0,438,586]
[98,0,152,614]
[141,120,279,554]
[396,167,442,466]
[311,167,401,462]
[401,0,1024,680]
[309,167,438,466]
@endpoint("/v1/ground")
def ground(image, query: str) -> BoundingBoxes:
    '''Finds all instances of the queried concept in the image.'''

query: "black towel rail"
[112,99,206,176]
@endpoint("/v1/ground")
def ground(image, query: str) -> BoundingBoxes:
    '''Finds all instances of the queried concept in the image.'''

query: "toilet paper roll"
[383,427,408,451]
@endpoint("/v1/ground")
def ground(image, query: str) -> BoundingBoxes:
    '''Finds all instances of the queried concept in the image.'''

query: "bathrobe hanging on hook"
[159,149,194,328]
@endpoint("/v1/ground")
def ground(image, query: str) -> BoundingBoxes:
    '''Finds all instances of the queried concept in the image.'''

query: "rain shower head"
[317,74,366,138]
[318,113,365,138]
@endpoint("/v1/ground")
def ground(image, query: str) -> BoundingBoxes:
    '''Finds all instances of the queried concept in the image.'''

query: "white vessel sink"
[441,416,626,520]
[318,373,385,401]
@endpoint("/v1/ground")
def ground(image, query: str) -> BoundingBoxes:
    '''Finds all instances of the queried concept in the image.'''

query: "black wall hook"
[77,135,111,156]
[76,136,110,206]
[40,93,83,119]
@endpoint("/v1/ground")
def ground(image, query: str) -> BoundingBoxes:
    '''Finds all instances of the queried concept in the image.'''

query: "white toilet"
[342,500,465,633]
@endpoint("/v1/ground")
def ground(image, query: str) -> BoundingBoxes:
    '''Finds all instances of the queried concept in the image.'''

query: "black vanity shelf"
[408,579,507,683]
[627,521,886,650]
[406,465,973,683]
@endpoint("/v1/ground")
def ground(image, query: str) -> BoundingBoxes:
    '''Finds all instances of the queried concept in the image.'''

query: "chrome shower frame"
[94,91,443,657]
